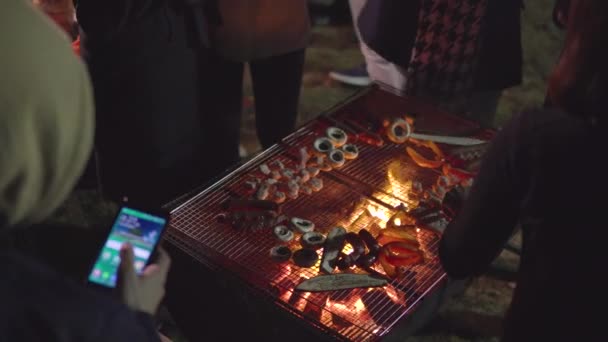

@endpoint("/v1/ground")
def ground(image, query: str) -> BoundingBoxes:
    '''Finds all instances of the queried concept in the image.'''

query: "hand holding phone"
[117,243,171,315]
[87,205,171,314]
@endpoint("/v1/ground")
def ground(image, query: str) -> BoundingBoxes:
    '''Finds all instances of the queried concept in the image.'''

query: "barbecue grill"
[164,85,493,341]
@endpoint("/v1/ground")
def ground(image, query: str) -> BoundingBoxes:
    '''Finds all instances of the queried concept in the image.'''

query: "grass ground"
[51,1,563,340]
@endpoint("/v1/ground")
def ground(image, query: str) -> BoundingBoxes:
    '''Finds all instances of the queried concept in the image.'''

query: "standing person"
[0,1,170,340]
[329,0,418,89]
[439,0,608,340]
[466,0,524,127]
[331,0,524,128]
[77,0,240,207]
[160,2,311,340]
[212,0,310,149]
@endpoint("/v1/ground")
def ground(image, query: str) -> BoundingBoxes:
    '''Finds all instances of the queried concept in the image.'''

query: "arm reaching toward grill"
[439,113,532,279]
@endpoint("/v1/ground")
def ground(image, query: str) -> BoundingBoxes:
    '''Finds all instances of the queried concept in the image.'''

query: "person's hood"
[0,0,94,228]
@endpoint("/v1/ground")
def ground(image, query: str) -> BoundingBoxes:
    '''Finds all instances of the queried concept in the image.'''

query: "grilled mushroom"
[301,231,326,249]
[274,225,294,242]
[328,149,345,168]
[341,144,359,160]
[270,245,292,263]
[313,137,334,156]
[291,217,315,233]
[326,127,348,147]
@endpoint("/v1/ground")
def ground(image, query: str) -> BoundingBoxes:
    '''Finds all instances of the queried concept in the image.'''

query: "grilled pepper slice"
[378,242,424,278]
[406,140,445,169]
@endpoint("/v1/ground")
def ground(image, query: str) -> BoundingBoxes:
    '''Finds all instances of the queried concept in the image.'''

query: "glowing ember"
[325,296,369,317]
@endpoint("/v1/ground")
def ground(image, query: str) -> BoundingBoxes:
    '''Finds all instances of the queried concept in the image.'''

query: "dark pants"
[250,49,306,149]
[80,1,242,207]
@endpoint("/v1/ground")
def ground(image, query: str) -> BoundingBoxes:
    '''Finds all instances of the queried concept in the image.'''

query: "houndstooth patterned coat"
[405,0,488,100]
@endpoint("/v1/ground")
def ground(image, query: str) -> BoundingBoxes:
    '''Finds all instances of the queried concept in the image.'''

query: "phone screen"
[88,206,167,288]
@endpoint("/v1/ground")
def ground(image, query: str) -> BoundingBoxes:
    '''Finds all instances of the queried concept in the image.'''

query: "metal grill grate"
[166,87,485,341]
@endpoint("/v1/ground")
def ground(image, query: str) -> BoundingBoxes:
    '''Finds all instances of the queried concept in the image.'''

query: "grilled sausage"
[337,232,366,269]
[357,229,381,268]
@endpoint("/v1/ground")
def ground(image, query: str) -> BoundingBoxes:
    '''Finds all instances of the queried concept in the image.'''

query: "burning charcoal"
[306,166,320,178]
[272,160,285,170]
[260,163,272,176]
[309,177,323,192]
[361,289,404,326]
[299,168,311,183]
[270,170,281,180]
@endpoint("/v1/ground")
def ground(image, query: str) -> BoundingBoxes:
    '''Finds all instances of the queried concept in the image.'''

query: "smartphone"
[87,204,169,289]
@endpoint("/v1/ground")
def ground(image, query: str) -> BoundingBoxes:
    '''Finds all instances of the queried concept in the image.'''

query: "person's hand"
[442,185,468,219]
[117,243,171,315]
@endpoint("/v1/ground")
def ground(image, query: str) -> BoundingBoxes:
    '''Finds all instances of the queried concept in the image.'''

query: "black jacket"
[440,108,607,341]
[0,250,160,342]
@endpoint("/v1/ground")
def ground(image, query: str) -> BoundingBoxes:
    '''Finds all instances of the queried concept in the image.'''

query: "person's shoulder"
[504,107,588,138]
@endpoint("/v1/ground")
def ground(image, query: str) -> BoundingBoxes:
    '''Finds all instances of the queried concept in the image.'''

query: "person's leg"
[249,49,306,149]
[466,90,503,128]
[198,52,244,178]
[348,0,408,91]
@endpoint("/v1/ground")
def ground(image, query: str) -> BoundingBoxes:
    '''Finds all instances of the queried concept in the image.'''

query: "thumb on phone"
[117,243,140,309]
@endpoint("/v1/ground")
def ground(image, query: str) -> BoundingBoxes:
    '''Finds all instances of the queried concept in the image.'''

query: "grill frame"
[164,85,490,341]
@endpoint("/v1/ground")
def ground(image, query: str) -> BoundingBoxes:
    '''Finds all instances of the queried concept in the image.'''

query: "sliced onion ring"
[387,118,411,144]
[270,245,292,263]
[326,127,348,147]
[301,231,326,249]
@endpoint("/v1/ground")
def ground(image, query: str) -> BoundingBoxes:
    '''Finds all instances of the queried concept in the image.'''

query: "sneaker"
[329,64,372,87]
